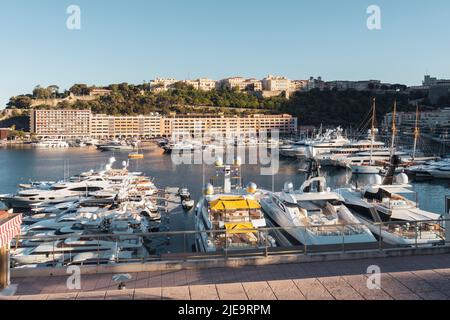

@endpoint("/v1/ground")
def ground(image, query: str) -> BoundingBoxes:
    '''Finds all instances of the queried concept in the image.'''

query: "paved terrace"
[2,253,450,300]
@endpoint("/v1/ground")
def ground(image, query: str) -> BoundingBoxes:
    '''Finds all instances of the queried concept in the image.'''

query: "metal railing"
[9,219,449,269]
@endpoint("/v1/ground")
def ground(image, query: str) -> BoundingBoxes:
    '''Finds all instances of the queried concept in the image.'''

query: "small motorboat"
[128,151,144,159]
[182,198,195,210]
[177,188,191,201]
[178,188,194,210]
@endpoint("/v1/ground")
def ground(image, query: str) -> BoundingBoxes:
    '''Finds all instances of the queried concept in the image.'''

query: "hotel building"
[30,109,297,138]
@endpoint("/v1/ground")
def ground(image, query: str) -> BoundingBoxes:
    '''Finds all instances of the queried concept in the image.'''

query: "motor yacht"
[0,179,112,209]
[260,160,376,246]
[338,157,444,246]
[31,139,69,148]
[194,161,275,252]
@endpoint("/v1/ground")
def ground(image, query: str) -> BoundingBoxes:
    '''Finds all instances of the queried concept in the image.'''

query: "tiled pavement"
[3,253,450,300]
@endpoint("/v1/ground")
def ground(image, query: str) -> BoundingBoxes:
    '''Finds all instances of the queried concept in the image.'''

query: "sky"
[0,0,450,107]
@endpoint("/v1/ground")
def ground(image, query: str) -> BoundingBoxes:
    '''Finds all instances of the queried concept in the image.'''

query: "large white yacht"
[405,159,450,180]
[305,127,350,158]
[194,160,275,252]
[338,158,444,246]
[31,139,69,148]
[260,161,376,246]
[0,179,112,209]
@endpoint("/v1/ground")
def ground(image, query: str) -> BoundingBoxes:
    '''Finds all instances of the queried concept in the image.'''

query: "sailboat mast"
[390,99,397,159]
[370,98,376,164]
[412,104,420,161]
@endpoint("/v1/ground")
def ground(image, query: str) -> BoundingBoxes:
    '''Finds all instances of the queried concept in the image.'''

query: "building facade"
[90,114,162,138]
[262,75,291,92]
[150,78,179,92]
[218,77,263,92]
[162,114,297,137]
[30,109,298,138]
[30,109,91,138]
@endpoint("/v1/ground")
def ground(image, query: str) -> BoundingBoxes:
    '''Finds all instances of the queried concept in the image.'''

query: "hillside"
[5,82,442,130]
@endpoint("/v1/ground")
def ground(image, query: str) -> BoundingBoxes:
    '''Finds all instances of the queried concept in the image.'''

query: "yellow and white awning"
[209,196,261,211]
[224,222,256,234]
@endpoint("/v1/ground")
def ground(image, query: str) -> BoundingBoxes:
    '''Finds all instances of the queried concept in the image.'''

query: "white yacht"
[260,161,376,246]
[315,140,386,167]
[32,139,69,148]
[338,162,444,246]
[97,140,136,151]
[405,159,450,180]
[306,127,350,158]
[11,236,142,265]
[194,161,275,252]
[279,140,308,158]
[0,179,112,209]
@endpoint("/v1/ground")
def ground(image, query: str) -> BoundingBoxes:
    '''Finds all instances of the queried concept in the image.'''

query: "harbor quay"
[5,252,450,300]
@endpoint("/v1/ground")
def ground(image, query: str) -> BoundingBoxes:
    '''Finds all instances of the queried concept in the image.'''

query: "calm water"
[0,145,449,215]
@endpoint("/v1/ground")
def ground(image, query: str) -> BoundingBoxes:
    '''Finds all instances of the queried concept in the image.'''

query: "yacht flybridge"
[338,156,444,246]
[195,159,275,252]
[260,160,376,246]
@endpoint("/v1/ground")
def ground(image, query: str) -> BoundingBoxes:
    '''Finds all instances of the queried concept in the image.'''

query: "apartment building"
[150,78,179,91]
[162,114,297,137]
[218,77,263,91]
[262,75,291,92]
[382,108,450,137]
[30,109,91,138]
[184,78,216,91]
[30,110,297,139]
[90,114,162,138]
[290,80,309,92]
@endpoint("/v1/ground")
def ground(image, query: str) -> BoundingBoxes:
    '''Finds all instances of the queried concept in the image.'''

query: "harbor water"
[1,144,449,216]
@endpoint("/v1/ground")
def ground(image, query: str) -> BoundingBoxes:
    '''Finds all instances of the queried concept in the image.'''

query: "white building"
[150,78,179,91]
[184,78,216,91]
[218,77,262,91]
[262,75,291,92]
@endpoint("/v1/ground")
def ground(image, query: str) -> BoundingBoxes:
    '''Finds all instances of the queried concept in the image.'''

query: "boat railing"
[9,218,449,268]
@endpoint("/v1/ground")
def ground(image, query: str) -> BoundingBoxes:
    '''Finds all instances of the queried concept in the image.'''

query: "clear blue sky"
[1,0,450,107]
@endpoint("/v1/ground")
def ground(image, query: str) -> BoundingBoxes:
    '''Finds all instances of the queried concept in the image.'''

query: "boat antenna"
[390,99,397,160]
[369,98,376,165]
[412,103,420,161]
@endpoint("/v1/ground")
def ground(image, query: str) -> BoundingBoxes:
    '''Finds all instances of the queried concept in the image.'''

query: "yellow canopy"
[209,196,261,211]
[224,222,256,234]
